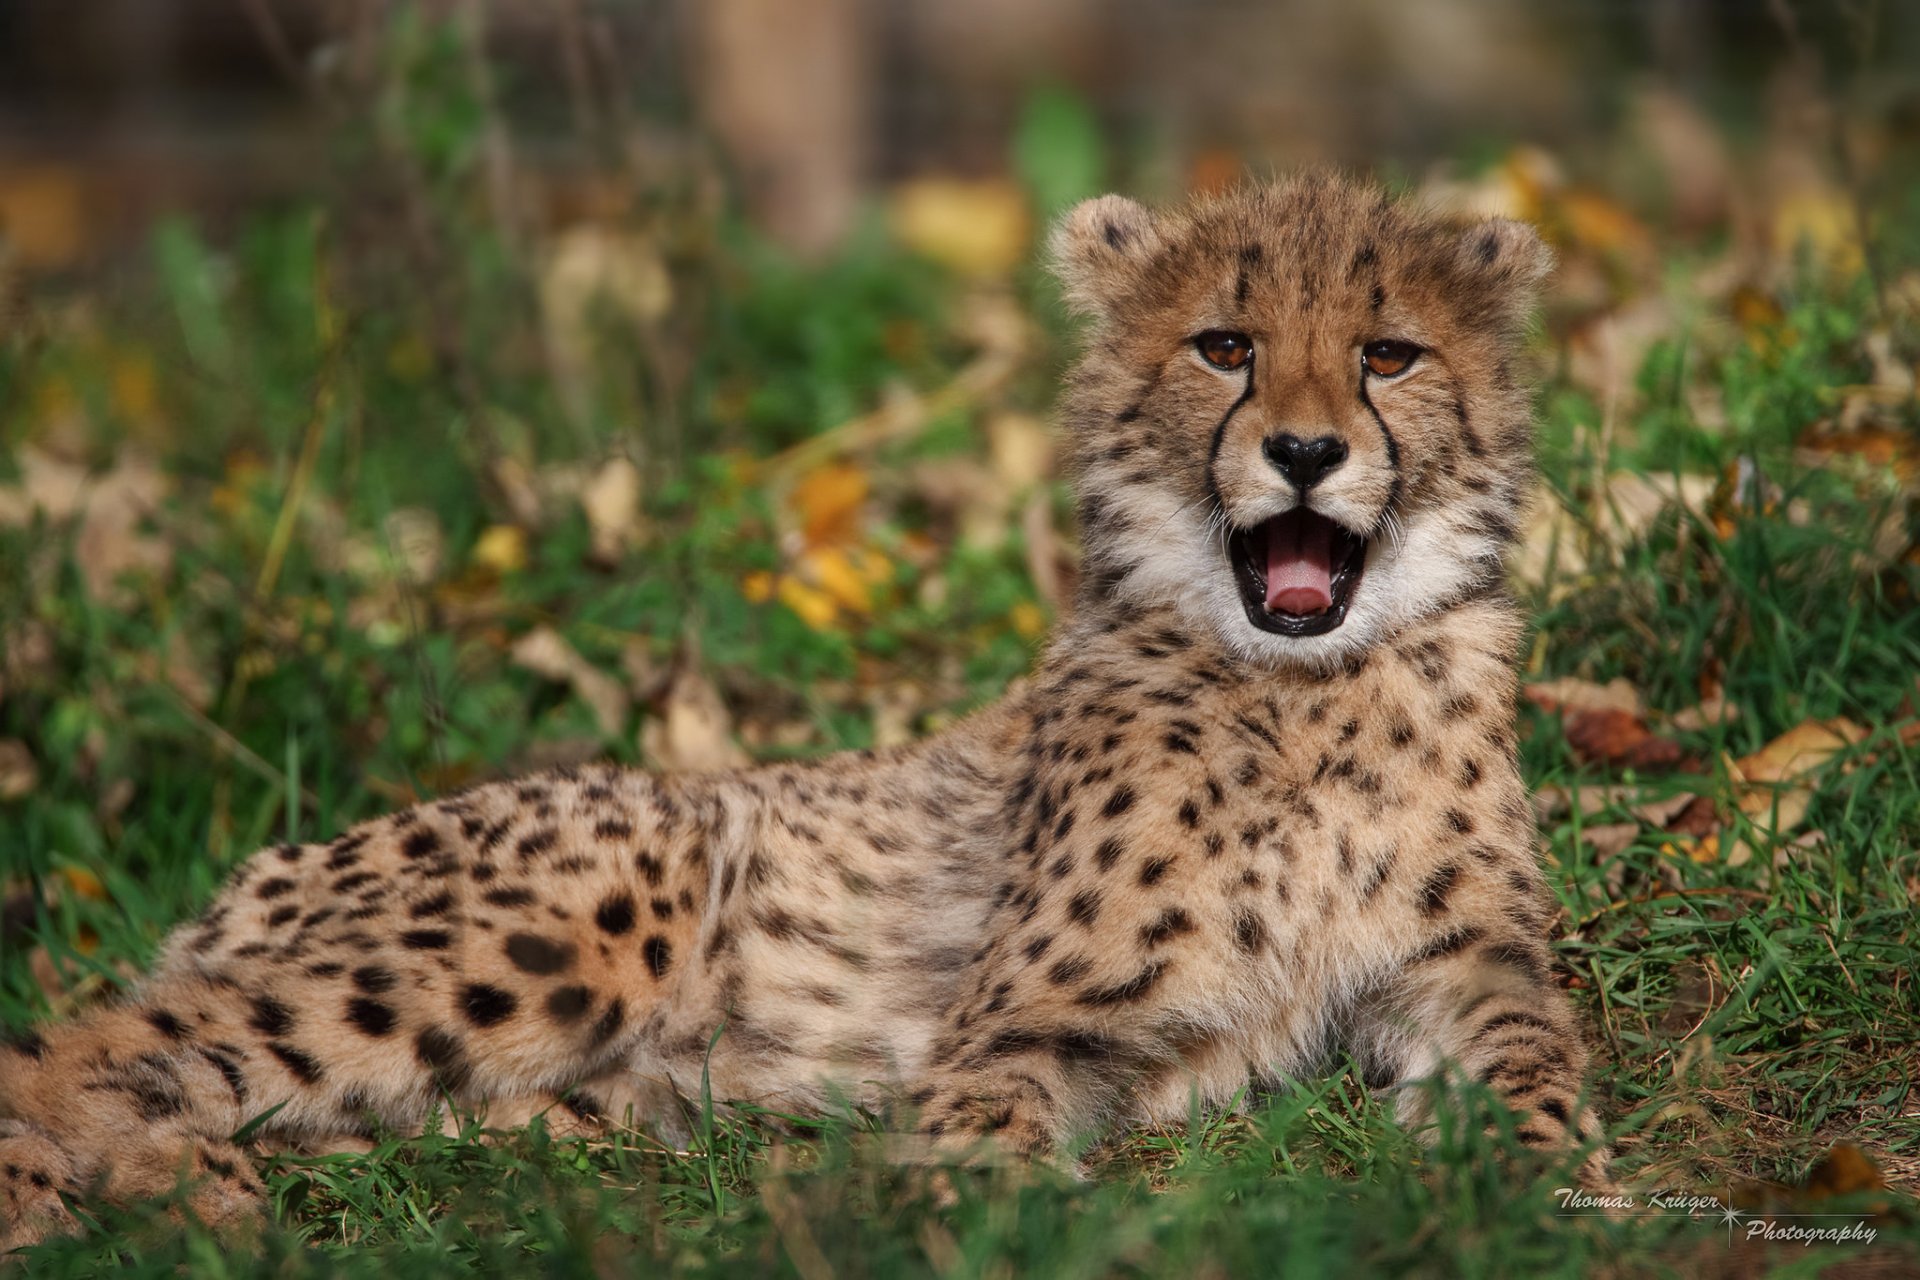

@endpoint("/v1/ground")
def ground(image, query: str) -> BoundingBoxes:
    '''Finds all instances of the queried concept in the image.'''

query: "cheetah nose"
[1262,434,1349,490]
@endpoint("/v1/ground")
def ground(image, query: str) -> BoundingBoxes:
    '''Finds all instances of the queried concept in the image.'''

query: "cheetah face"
[1050,176,1552,670]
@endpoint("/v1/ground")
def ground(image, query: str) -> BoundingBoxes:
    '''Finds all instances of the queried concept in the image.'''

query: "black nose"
[1262,433,1349,489]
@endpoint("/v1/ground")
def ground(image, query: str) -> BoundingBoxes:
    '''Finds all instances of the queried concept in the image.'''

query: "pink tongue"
[1265,511,1334,616]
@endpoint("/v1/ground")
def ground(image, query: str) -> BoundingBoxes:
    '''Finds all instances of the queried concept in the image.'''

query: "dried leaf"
[580,456,644,567]
[1731,718,1866,786]
[1525,677,1645,719]
[1562,708,1685,771]
[1576,822,1639,859]
[509,626,630,739]
[642,660,749,773]
[383,508,444,586]
[1801,1143,1886,1199]
[791,463,869,547]
[0,739,38,800]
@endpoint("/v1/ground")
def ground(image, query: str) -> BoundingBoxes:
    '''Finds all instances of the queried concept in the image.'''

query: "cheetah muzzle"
[0,172,1611,1254]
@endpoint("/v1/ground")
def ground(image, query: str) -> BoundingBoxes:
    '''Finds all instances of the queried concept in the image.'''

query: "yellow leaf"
[888,178,1031,278]
[792,462,869,547]
[1773,190,1865,278]
[777,577,840,631]
[802,546,886,616]
[740,570,776,604]
[58,867,106,901]
[471,524,529,575]
[1010,601,1047,640]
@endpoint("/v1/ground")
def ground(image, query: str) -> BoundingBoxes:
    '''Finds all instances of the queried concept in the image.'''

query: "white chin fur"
[1110,490,1501,672]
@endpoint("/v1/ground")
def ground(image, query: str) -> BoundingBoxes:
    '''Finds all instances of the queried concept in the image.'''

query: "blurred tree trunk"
[686,0,869,258]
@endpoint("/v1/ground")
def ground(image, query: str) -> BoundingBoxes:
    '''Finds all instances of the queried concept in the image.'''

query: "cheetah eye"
[1362,340,1421,378]
[1195,331,1253,371]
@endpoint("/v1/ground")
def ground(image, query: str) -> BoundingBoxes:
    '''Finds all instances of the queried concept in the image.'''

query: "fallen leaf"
[1576,822,1639,858]
[1731,718,1866,786]
[0,739,38,800]
[580,456,644,567]
[509,626,630,739]
[1525,676,1645,719]
[1562,708,1686,771]
[1667,694,1739,734]
[641,656,749,773]
[471,524,529,575]
[888,178,1031,277]
[791,462,869,547]
[1801,1143,1886,1199]
[383,508,444,586]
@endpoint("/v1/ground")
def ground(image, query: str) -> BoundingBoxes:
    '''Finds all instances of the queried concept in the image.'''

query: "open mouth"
[1228,508,1369,636]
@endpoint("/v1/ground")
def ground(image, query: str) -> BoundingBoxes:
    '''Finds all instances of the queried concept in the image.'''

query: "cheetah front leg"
[1350,881,1609,1184]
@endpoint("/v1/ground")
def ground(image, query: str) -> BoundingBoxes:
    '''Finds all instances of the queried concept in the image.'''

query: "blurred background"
[1,0,1918,827]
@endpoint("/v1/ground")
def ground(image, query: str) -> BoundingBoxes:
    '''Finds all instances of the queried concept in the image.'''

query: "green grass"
[3,79,1919,1277]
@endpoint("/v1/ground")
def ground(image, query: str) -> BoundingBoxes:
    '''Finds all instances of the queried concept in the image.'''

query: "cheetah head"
[1051,172,1550,670]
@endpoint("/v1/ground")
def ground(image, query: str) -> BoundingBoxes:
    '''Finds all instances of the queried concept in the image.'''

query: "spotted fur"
[0,174,1603,1251]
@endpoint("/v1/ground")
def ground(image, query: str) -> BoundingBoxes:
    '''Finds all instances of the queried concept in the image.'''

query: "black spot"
[352,965,397,995]
[415,1028,471,1091]
[249,995,294,1038]
[346,997,397,1037]
[266,904,300,928]
[255,877,296,901]
[266,1041,325,1084]
[1388,720,1415,748]
[331,871,378,894]
[1165,732,1198,755]
[275,842,304,862]
[1411,925,1485,965]
[401,929,452,951]
[1103,221,1126,251]
[643,936,673,980]
[589,997,626,1046]
[1232,910,1269,954]
[193,1046,246,1101]
[1418,863,1461,916]
[1078,960,1168,1006]
[1093,838,1124,871]
[506,933,575,975]
[1139,909,1194,947]
[1460,758,1482,788]
[1177,800,1201,828]
[516,828,559,858]
[650,896,675,920]
[401,828,441,860]
[1538,1097,1572,1125]
[593,817,634,841]
[144,1009,189,1041]
[1370,282,1387,311]
[1444,809,1475,836]
[409,891,454,919]
[1139,856,1173,887]
[461,983,517,1027]
[594,893,637,936]
[546,985,592,1021]
[1102,786,1136,819]
[1477,230,1500,265]
[1047,956,1092,985]
[482,886,535,908]
[1067,891,1102,927]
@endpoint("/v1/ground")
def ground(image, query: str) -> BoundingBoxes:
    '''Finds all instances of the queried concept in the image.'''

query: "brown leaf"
[0,739,38,800]
[1576,822,1639,859]
[1664,794,1723,838]
[1525,676,1644,718]
[641,655,749,773]
[580,456,644,567]
[1732,718,1866,785]
[1562,708,1685,771]
[509,626,630,739]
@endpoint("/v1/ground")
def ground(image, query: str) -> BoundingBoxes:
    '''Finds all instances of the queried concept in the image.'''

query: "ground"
[2,98,1918,1277]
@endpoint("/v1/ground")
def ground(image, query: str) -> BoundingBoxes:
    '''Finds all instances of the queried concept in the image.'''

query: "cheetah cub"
[1,173,1605,1249]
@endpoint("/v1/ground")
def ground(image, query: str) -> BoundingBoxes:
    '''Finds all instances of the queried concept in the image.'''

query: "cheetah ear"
[1048,195,1162,319]
[1454,218,1554,304]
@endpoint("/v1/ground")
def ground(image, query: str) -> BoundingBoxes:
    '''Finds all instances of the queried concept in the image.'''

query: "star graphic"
[1718,1202,1747,1241]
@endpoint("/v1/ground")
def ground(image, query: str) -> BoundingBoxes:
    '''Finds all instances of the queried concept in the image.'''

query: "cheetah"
[1,173,1606,1250]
